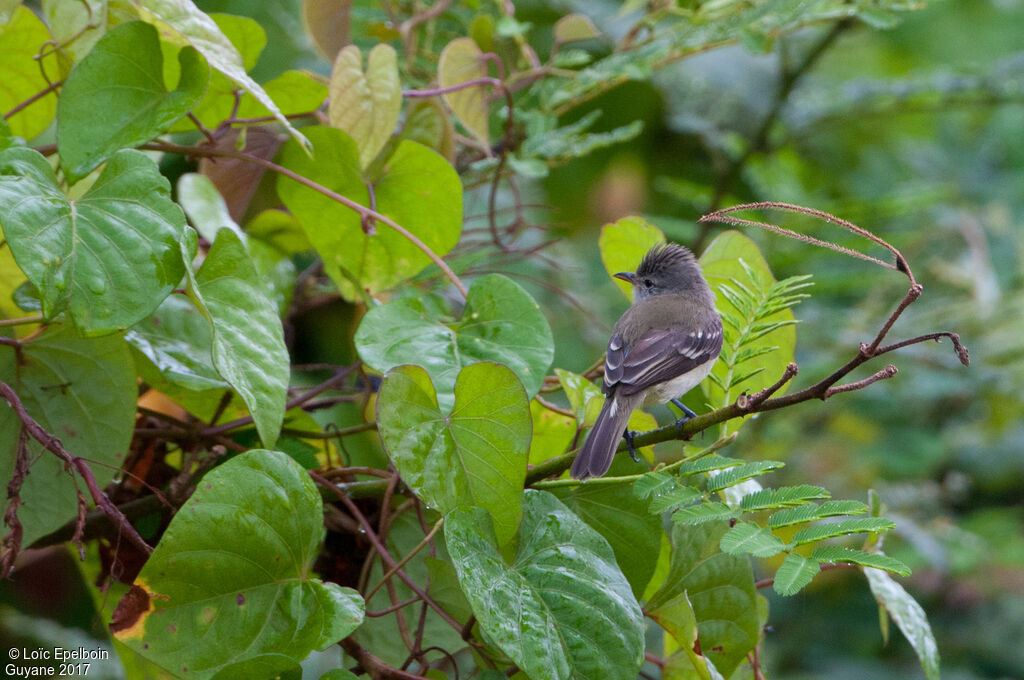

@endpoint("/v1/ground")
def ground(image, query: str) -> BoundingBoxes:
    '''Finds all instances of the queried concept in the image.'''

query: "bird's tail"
[570,394,638,480]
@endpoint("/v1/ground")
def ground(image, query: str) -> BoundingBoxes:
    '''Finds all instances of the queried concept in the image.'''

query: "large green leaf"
[328,43,402,169]
[445,490,644,680]
[278,126,462,300]
[0,148,186,335]
[356,273,554,408]
[57,20,209,183]
[0,6,62,140]
[551,480,661,598]
[865,567,941,680]
[376,362,530,546]
[699,231,803,434]
[598,216,665,300]
[183,228,288,446]
[114,449,364,679]
[0,327,135,547]
[127,0,307,147]
[648,521,759,677]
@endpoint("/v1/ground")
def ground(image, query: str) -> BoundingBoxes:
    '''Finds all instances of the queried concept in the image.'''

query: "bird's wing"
[603,323,723,397]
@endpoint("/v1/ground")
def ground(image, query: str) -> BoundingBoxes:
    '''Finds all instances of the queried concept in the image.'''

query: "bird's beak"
[614,272,637,284]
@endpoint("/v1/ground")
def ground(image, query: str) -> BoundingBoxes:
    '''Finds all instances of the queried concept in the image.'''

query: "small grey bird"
[570,243,723,480]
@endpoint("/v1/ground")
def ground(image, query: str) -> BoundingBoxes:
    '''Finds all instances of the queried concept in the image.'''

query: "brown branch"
[0,427,30,576]
[200,364,359,437]
[3,79,64,121]
[823,364,898,400]
[340,637,428,680]
[0,381,152,557]
[644,652,666,669]
[698,202,915,285]
[737,362,798,411]
[877,331,969,366]
[29,495,166,549]
[0,315,44,328]
[365,597,421,618]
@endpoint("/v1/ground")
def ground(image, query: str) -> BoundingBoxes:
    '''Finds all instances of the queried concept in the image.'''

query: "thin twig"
[823,364,898,400]
[312,472,465,634]
[366,597,421,618]
[738,362,798,410]
[201,364,358,437]
[365,518,445,600]
[0,382,152,556]
[0,315,44,328]
[3,80,64,120]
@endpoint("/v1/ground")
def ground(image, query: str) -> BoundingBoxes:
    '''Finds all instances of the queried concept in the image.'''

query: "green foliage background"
[1,0,1022,679]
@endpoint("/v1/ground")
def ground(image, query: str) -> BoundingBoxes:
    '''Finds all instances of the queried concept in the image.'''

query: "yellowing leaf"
[599,216,666,299]
[554,14,600,43]
[438,37,490,148]
[0,6,62,140]
[302,0,351,60]
[328,43,402,169]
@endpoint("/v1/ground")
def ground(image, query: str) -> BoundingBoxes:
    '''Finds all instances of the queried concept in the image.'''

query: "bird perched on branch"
[571,243,723,480]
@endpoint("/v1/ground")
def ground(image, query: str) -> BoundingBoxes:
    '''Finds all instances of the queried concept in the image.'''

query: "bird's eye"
[643,279,653,288]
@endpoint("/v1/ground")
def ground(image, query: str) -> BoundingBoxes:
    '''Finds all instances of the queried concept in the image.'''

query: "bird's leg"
[670,399,698,437]
[622,428,640,462]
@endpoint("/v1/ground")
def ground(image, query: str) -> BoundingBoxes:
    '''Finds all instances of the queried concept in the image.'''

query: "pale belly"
[639,356,717,407]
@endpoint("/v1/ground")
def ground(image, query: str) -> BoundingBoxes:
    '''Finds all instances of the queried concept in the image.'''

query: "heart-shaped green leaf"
[0,147,186,335]
[113,449,364,680]
[183,228,288,446]
[648,521,759,677]
[438,37,490,147]
[445,490,644,680]
[57,20,209,183]
[328,43,401,169]
[376,363,531,546]
[127,0,308,148]
[278,126,462,300]
[0,327,135,547]
[355,273,554,408]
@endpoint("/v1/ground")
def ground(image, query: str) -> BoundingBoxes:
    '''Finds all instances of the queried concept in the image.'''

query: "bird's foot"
[622,428,640,462]
[670,399,698,439]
